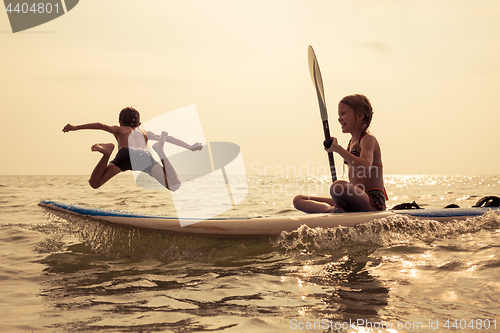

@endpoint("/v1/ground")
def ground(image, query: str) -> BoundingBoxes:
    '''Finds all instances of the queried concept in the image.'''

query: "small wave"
[276,207,299,215]
[37,205,500,259]
[37,207,275,261]
[274,210,500,253]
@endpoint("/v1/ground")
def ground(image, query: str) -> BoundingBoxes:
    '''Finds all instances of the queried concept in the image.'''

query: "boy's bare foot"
[91,143,115,155]
[152,131,168,160]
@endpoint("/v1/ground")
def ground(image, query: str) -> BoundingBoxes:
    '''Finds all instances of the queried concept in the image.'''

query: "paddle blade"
[307,46,328,121]
[307,45,316,83]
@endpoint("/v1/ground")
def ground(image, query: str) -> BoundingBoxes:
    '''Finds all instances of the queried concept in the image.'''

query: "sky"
[1,0,499,176]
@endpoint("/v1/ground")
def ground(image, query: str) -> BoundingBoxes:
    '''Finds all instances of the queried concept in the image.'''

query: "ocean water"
[1,174,500,332]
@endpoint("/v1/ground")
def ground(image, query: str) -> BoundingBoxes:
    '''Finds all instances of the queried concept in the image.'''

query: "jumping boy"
[62,107,202,191]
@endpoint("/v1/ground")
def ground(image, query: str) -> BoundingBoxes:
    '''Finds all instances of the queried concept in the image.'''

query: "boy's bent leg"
[149,162,181,191]
[148,164,167,188]
[89,143,121,189]
[152,132,181,191]
[89,163,122,189]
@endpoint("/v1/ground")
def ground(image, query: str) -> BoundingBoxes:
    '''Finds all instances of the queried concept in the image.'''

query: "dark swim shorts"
[110,147,160,175]
[366,189,387,211]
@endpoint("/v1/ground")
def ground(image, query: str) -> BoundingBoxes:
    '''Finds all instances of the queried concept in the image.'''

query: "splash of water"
[274,210,500,254]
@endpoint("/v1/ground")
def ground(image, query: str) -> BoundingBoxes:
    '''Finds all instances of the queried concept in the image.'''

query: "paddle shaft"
[313,65,337,183]
[323,120,337,182]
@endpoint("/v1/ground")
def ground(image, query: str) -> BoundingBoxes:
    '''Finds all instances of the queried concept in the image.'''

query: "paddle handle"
[322,120,337,182]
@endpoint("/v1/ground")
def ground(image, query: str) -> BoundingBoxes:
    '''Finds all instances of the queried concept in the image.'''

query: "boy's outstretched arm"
[146,131,160,141]
[63,123,119,135]
[165,135,203,151]
[146,130,202,151]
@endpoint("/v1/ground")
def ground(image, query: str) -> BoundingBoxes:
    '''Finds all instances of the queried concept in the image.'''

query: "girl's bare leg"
[330,180,376,212]
[293,195,336,213]
[88,143,121,189]
[294,179,378,213]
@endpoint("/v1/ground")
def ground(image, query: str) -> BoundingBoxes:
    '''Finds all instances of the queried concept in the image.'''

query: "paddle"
[307,45,337,182]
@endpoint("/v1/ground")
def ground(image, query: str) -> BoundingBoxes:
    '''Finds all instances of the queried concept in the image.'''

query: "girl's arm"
[63,123,119,135]
[325,136,374,170]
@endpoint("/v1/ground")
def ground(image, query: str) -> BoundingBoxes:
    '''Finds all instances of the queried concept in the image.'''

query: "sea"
[1,174,499,333]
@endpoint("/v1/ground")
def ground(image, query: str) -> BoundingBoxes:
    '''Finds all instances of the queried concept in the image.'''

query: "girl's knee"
[330,180,348,198]
[293,195,307,208]
[331,180,349,188]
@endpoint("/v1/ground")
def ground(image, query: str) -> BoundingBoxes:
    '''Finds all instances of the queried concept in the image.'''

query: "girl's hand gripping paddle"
[308,45,337,182]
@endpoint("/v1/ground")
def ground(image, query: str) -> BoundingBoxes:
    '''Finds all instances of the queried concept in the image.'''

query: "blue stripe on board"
[40,200,499,221]
[395,207,498,217]
[39,200,254,221]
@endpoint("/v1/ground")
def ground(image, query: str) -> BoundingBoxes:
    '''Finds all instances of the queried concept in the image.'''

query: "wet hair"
[339,94,373,135]
[119,107,140,127]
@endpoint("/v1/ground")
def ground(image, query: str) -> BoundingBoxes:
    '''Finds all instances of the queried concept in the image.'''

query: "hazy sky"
[1,0,499,176]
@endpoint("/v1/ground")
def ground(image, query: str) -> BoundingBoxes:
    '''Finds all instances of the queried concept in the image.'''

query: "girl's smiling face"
[338,102,364,134]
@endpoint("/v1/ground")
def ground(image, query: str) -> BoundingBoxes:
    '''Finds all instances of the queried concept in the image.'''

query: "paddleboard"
[38,200,499,237]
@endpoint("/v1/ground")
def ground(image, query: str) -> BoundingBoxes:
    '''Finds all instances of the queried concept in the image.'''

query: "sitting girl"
[293,94,388,213]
